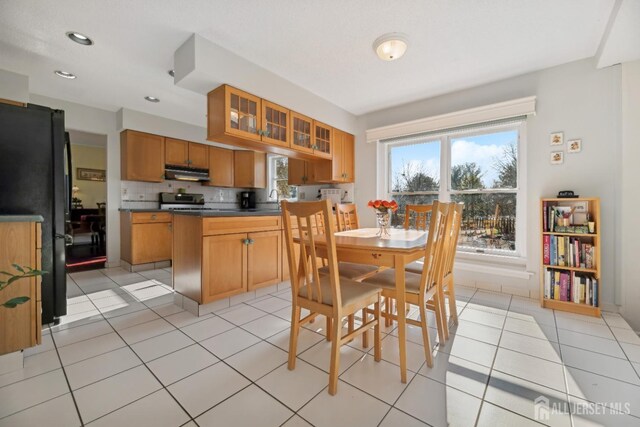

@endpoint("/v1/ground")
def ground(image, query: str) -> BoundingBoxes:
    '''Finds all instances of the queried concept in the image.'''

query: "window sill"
[455,251,532,280]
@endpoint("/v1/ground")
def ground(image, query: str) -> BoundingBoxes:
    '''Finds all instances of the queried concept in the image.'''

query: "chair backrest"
[443,203,464,277]
[335,203,359,231]
[282,200,342,310]
[418,201,450,294]
[404,204,433,231]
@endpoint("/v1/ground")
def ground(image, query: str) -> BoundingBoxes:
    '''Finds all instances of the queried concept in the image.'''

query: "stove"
[159,192,208,210]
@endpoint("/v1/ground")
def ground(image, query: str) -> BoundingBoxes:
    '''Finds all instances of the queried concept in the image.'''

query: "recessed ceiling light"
[66,31,93,46]
[168,70,175,77]
[144,96,160,103]
[54,70,76,79]
[373,33,409,61]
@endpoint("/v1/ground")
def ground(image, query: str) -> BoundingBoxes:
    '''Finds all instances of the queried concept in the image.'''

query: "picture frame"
[567,139,582,153]
[550,151,564,165]
[550,132,563,146]
[77,168,106,182]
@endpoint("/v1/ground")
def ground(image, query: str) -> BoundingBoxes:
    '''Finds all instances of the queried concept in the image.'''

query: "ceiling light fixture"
[373,33,409,61]
[54,70,76,79]
[144,96,160,103]
[66,31,93,46]
[168,70,175,77]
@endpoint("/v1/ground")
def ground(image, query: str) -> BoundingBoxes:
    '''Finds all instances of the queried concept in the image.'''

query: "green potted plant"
[0,264,45,308]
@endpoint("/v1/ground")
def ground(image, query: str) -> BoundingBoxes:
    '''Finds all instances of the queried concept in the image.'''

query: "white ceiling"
[0,0,620,126]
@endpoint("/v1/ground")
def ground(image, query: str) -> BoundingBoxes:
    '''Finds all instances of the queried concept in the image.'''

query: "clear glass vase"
[375,209,391,237]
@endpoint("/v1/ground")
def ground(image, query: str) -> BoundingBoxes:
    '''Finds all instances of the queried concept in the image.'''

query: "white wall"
[357,58,623,308]
[70,144,107,208]
[620,60,640,330]
[0,69,29,103]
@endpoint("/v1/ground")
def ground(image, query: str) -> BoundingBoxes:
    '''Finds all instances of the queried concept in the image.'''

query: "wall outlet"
[300,191,306,200]
[138,194,144,200]
[122,188,128,197]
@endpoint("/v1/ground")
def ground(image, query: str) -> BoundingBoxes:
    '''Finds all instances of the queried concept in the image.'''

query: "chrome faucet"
[269,189,281,210]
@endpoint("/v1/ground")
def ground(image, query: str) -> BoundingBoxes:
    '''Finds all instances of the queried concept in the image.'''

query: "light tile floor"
[1,267,640,426]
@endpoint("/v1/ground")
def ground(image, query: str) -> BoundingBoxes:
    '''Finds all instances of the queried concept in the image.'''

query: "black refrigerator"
[0,102,68,324]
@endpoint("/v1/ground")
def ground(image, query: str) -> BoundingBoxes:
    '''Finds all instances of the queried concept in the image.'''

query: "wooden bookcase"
[540,197,601,317]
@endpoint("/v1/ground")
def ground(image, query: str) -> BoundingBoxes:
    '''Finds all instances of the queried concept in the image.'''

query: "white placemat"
[334,228,425,241]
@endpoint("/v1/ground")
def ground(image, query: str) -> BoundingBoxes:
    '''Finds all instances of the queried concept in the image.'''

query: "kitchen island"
[172,210,286,309]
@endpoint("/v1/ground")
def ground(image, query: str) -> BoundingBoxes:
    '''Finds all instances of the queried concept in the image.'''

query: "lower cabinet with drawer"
[173,214,282,305]
[120,211,172,266]
[0,219,42,355]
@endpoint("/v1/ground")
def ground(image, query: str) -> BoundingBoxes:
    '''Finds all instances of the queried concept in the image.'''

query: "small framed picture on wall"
[550,151,564,165]
[550,132,564,146]
[567,139,582,153]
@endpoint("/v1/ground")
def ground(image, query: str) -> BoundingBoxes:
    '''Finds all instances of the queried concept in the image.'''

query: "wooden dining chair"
[405,202,463,328]
[336,203,359,230]
[404,204,433,231]
[362,201,450,367]
[282,200,382,395]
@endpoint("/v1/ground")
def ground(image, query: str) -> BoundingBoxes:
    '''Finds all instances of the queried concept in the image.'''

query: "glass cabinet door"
[262,101,289,147]
[226,87,262,141]
[290,111,314,154]
[313,121,332,159]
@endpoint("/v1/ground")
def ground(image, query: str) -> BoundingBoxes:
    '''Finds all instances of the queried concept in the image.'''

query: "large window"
[267,155,297,201]
[386,119,524,256]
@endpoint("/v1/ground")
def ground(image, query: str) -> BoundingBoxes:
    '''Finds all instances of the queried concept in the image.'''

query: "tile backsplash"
[120,180,355,209]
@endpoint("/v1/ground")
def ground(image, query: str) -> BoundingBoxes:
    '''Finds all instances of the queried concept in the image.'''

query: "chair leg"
[418,299,434,368]
[328,315,342,395]
[361,309,368,349]
[447,280,459,326]
[433,293,446,346]
[438,285,449,341]
[374,299,381,362]
[326,317,332,342]
[384,297,392,327]
[288,305,301,370]
[347,314,355,343]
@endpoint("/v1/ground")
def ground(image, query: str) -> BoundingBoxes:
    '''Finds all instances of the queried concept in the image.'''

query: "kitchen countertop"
[119,208,281,217]
[172,209,281,217]
[0,215,44,223]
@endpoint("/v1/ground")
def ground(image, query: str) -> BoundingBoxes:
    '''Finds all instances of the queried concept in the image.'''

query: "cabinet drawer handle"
[151,214,157,220]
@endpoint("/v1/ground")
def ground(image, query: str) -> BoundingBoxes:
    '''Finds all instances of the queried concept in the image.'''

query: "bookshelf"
[540,197,601,317]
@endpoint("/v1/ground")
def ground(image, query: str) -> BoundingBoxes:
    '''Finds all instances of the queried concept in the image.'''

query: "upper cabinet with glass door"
[312,121,332,159]
[208,85,262,143]
[289,111,314,154]
[261,101,289,148]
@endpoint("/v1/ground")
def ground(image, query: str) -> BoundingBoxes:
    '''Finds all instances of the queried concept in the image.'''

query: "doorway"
[66,130,107,272]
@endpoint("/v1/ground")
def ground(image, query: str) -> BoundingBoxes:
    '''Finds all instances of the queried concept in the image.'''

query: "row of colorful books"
[543,268,598,306]
[543,235,595,268]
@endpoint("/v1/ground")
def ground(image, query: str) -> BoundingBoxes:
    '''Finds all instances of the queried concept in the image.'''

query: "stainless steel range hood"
[164,165,210,182]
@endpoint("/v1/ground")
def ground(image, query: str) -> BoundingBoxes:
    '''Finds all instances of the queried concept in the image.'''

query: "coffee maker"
[240,191,256,209]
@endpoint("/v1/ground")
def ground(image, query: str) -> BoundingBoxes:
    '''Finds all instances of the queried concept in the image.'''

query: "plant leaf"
[12,264,25,273]
[2,296,30,308]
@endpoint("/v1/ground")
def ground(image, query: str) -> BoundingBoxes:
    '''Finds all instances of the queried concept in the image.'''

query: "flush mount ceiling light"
[373,33,409,61]
[54,70,76,79]
[66,31,93,46]
[144,96,160,103]
[168,69,175,77]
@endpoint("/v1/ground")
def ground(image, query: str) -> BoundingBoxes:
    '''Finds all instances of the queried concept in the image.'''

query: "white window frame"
[383,120,527,259]
[267,154,298,202]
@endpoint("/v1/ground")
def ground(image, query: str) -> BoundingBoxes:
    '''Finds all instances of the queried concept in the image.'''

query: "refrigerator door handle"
[55,233,73,246]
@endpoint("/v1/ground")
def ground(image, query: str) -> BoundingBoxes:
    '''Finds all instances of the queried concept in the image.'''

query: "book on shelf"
[543,235,595,269]
[543,267,598,307]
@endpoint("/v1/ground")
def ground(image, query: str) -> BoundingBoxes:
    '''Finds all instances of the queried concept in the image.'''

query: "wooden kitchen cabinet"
[290,111,314,154]
[121,130,165,182]
[262,101,289,148]
[0,220,42,355]
[234,151,266,188]
[208,85,262,143]
[204,146,234,187]
[315,128,355,183]
[248,230,281,290]
[313,121,332,159]
[202,233,247,302]
[165,138,209,169]
[287,158,316,185]
[120,212,172,265]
